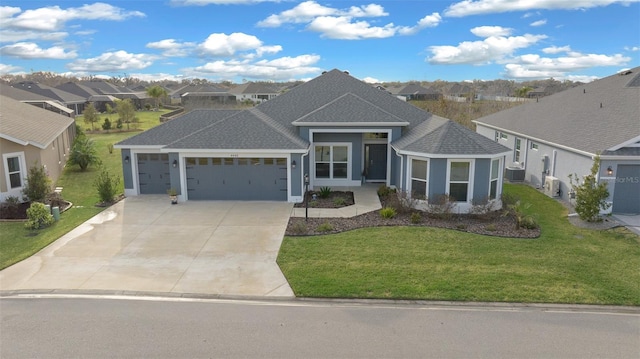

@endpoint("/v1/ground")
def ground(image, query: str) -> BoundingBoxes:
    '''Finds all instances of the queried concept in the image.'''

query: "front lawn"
[277,184,640,305]
[0,110,169,270]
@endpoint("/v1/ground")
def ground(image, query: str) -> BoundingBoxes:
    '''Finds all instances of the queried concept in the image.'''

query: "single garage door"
[137,153,170,194]
[186,157,287,200]
[612,165,640,214]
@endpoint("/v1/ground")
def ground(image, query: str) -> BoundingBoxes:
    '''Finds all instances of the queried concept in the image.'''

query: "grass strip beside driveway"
[277,184,640,305]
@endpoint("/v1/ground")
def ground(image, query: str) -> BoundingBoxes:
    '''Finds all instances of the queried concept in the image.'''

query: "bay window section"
[449,161,470,202]
[410,159,428,199]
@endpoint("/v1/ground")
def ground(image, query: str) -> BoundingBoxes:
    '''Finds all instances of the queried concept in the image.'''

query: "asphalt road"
[1,295,638,358]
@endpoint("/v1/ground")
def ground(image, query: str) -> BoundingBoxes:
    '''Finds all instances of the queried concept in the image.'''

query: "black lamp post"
[304,173,309,221]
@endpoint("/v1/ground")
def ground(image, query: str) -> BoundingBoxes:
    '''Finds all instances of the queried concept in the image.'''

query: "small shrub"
[456,223,467,230]
[316,222,334,232]
[410,212,422,224]
[503,200,538,230]
[22,162,51,203]
[519,215,539,230]
[5,195,20,206]
[107,143,114,154]
[290,222,308,235]
[485,223,497,232]
[428,194,457,220]
[501,192,519,208]
[102,118,112,131]
[318,186,332,199]
[94,168,120,204]
[68,136,101,171]
[309,200,318,207]
[116,118,123,129]
[25,202,54,230]
[145,103,152,111]
[377,185,394,198]
[568,155,611,222]
[333,197,346,206]
[388,190,419,214]
[469,197,496,220]
[379,207,397,219]
[45,192,66,209]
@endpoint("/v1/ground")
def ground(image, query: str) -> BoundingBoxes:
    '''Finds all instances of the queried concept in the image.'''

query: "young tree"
[22,162,51,203]
[116,99,135,130]
[82,103,99,131]
[68,135,101,171]
[146,85,168,111]
[568,155,611,222]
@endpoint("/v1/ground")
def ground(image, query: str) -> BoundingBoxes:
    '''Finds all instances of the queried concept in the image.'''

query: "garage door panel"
[138,154,170,194]
[186,157,287,201]
[612,165,640,214]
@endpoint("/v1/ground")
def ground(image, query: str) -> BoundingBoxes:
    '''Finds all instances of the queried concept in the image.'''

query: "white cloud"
[428,33,546,64]
[362,77,381,83]
[470,26,512,37]
[0,42,77,59]
[257,1,439,39]
[67,51,156,72]
[128,72,187,82]
[186,55,322,81]
[444,0,638,17]
[530,19,547,26]
[542,45,571,54]
[624,46,640,51]
[0,63,22,74]
[171,0,279,5]
[0,30,67,43]
[4,3,144,31]
[199,32,263,56]
[504,52,631,79]
[147,39,196,57]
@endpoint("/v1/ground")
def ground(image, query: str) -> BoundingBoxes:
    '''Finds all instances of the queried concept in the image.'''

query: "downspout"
[392,145,404,191]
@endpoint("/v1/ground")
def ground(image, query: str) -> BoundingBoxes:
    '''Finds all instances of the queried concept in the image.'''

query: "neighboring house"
[229,83,279,103]
[387,84,442,101]
[57,80,151,110]
[115,69,510,212]
[168,84,230,105]
[0,83,75,117]
[474,67,640,215]
[9,81,85,115]
[0,96,76,201]
[526,87,547,98]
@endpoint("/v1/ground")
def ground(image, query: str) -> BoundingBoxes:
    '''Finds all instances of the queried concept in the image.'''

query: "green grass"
[0,110,169,270]
[278,184,640,305]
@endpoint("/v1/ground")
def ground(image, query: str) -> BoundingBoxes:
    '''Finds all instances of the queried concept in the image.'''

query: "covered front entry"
[137,154,170,194]
[612,165,640,214]
[185,157,288,200]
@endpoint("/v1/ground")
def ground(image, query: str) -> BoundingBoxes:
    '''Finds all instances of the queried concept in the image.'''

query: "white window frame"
[409,157,428,200]
[312,142,352,185]
[3,152,27,194]
[500,132,508,141]
[489,158,501,200]
[446,159,474,204]
[514,137,522,162]
[530,142,539,151]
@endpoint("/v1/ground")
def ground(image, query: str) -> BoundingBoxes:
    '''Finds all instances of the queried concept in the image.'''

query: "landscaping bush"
[25,202,54,230]
[316,222,334,232]
[318,186,332,199]
[568,155,611,222]
[469,197,496,220]
[333,197,346,206]
[379,207,397,219]
[94,168,120,204]
[410,212,422,224]
[377,185,394,198]
[290,222,308,235]
[428,194,457,219]
[68,135,101,171]
[22,163,51,203]
[102,118,112,131]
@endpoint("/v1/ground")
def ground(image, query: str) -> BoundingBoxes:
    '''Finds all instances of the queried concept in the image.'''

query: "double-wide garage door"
[186,157,287,200]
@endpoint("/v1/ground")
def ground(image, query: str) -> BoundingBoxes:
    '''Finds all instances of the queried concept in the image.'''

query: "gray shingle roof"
[393,116,509,155]
[474,67,640,154]
[10,82,86,103]
[229,82,277,95]
[0,95,74,149]
[292,93,409,125]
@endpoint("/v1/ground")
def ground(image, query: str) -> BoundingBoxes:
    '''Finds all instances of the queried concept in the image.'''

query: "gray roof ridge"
[393,116,448,148]
[293,92,408,123]
[165,109,238,147]
[248,108,309,148]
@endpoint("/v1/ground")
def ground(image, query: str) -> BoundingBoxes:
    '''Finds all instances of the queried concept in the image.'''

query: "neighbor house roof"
[229,82,278,95]
[56,82,101,98]
[387,84,440,96]
[0,95,74,149]
[10,81,86,104]
[473,67,640,155]
[1,83,55,102]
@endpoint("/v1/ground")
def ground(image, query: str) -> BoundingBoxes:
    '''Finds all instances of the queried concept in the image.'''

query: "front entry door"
[365,144,387,181]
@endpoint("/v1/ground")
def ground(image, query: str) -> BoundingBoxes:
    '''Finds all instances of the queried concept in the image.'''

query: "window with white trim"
[410,159,428,200]
[530,142,539,150]
[4,153,26,190]
[315,144,349,179]
[448,161,471,202]
[514,137,522,162]
[489,158,500,200]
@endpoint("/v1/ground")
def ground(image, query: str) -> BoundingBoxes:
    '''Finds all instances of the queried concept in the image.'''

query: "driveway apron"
[0,196,294,297]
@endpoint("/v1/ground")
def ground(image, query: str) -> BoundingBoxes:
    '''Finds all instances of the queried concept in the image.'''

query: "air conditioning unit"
[543,176,560,197]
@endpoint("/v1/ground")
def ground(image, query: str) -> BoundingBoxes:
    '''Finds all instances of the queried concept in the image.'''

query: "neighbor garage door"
[137,153,170,194]
[186,157,287,200]
[612,165,640,214]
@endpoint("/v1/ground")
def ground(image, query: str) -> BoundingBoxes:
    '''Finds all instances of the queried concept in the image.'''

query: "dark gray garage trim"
[186,157,287,200]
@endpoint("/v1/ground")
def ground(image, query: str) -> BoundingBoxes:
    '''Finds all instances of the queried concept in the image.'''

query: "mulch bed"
[293,191,355,209]
[0,200,72,220]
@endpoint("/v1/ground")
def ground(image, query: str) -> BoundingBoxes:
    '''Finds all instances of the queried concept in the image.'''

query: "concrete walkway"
[290,184,382,218]
[612,214,640,236]
[1,197,294,298]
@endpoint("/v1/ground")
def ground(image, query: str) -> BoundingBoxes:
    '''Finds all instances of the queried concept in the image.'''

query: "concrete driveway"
[0,196,294,297]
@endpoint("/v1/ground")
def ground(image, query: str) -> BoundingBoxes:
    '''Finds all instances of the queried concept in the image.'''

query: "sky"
[0,0,639,84]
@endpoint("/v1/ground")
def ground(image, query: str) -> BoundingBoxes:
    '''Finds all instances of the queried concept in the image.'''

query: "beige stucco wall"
[0,126,73,199]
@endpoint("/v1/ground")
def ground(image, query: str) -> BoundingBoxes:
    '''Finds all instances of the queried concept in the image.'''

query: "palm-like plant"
[146,85,168,111]
[68,135,101,171]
